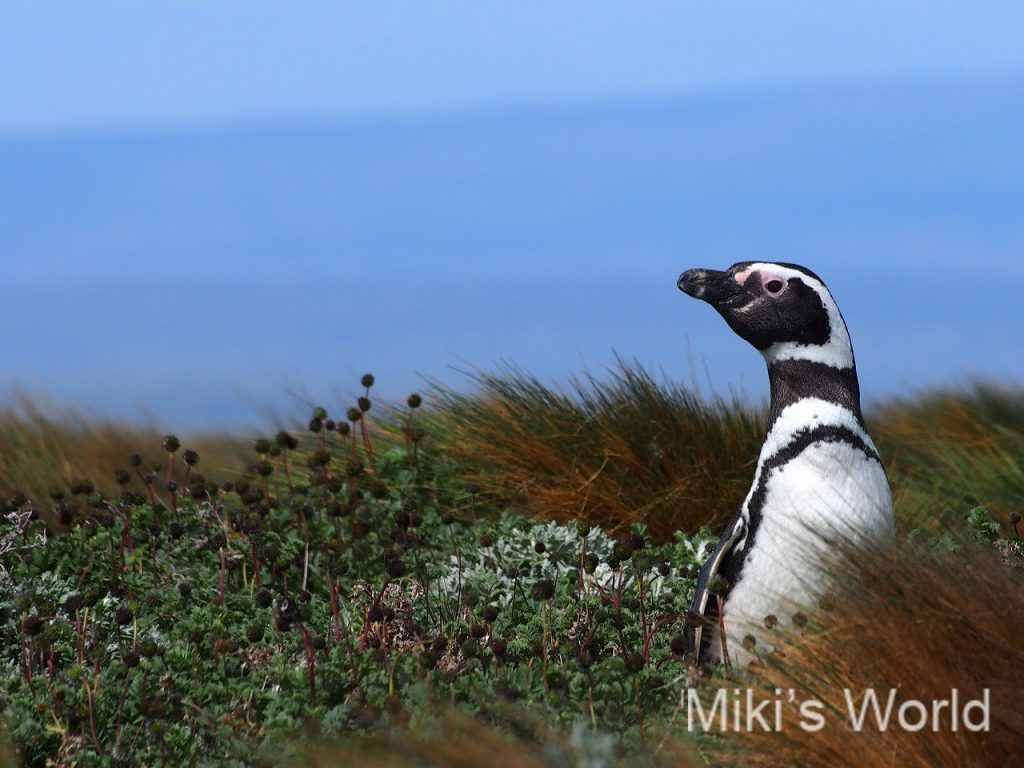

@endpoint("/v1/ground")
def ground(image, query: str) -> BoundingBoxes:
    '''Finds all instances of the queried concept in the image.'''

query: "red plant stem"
[218,548,227,607]
[114,669,134,747]
[300,624,318,706]
[612,572,628,658]
[716,595,731,667]
[119,510,132,562]
[83,679,103,755]
[637,570,649,650]
[76,612,86,663]
[329,576,342,643]
[641,614,677,661]
[250,542,261,589]
[359,418,376,473]
[165,452,174,486]
[136,466,161,510]
[20,621,34,686]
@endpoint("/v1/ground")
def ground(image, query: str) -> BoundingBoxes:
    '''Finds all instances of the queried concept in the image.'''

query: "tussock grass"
[429,360,764,543]
[0,392,248,518]
[703,534,1024,767]
[873,383,1024,531]
[430,365,1024,541]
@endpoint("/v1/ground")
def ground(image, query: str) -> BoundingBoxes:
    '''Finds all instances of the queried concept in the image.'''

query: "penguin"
[677,262,893,669]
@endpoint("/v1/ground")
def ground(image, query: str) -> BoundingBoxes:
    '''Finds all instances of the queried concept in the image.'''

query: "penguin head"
[677,262,854,369]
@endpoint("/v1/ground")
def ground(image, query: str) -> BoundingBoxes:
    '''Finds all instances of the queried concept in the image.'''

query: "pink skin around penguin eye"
[734,269,786,294]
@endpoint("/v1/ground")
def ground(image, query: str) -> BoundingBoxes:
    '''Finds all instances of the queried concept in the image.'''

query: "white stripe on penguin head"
[737,263,854,370]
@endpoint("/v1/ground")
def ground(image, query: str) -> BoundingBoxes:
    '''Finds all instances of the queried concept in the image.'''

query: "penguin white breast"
[724,399,893,663]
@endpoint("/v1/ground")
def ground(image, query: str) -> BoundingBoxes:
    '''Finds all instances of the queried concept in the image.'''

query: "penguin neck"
[765,359,864,429]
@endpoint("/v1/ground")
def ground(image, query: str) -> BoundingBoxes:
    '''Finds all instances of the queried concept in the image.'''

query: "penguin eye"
[764,279,785,294]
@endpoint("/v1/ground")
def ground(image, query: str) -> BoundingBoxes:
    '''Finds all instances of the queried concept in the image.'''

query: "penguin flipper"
[684,513,745,664]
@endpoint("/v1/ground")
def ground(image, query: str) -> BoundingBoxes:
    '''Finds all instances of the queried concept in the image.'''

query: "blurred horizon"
[3,4,1023,429]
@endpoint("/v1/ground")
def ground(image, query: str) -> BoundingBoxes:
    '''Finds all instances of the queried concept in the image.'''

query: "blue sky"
[6,2,1024,135]
[2,5,1023,428]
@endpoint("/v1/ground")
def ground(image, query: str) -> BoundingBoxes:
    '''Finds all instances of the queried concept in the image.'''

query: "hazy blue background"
[2,3,1023,428]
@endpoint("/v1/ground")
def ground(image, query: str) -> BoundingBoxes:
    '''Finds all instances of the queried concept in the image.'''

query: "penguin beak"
[677,268,743,304]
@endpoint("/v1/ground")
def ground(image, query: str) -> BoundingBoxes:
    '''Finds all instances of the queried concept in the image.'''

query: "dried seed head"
[530,578,555,601]
[407,393,422,409]
[70,480,94,496]
[182,449,199,467]
[670,634,688,655]
[361,374,375,388]
[63,594,83,614]
[161,435,180,453]
[275,431,298,450]
[625,652,645,674]
[128,453,142,468]
[357,396,371,413]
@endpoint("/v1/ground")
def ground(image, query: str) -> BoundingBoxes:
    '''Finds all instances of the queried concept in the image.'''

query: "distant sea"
[2,80,1022,428]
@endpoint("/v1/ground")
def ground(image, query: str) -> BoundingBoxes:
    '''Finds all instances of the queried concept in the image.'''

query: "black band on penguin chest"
[767,361,864,428]
[718,423,881,588]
